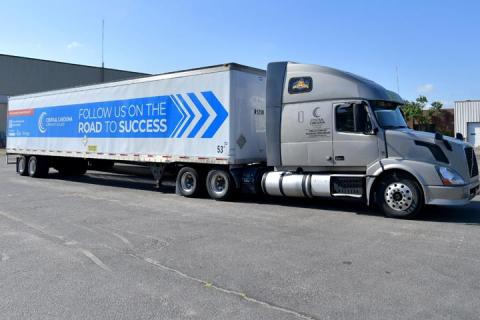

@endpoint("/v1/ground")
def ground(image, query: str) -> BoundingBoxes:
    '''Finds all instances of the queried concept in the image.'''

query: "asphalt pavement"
[0,155,479,319]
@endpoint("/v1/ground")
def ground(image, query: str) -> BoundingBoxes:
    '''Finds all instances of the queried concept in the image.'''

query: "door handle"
[335,156,345,161]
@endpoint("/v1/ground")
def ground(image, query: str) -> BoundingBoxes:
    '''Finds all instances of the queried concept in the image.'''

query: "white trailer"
[7,64,266,165]
[7,64,268,198]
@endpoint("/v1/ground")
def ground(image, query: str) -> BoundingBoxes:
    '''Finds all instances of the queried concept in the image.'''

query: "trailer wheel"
[88,160,114,170]
[18,156,29,176]
[57,159,87,176]
[72,160,88,176]
[206,169,234,201]
[28,156,49,178]
[375,172,423,219]
[176,167,202,197]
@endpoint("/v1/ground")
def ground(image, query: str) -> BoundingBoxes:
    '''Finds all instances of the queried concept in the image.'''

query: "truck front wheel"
[375,173,424,219]
[176,167,202,197]
[206,169,234,201]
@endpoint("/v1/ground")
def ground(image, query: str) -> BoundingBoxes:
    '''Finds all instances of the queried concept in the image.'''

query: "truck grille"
[465,147,479,177]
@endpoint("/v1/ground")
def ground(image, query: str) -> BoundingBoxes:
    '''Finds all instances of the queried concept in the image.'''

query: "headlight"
[436,166,465,186]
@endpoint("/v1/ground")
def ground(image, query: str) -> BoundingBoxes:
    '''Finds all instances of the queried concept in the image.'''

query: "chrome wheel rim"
[210,172,227,196]
[180,172,196,193]
[385,183,413,211]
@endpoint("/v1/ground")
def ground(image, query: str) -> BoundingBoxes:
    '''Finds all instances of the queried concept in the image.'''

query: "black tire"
[57,159,87,176]
[375,172,424,219]
[88,160,114,170]
[176,167,203,197]
[28,156,49,178]
[18,156,29,176]
[72,159,88,176]
[206,169,235,201]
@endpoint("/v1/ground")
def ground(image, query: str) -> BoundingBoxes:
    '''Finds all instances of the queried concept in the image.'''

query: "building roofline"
[455,100,480,103]
[0,53,149,75]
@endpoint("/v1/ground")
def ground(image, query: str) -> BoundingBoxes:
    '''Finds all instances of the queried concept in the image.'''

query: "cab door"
[281,100,333,167]
[332,101,379,169]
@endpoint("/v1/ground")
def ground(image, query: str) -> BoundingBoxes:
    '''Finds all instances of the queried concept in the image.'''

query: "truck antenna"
[101,19,105,82]
[395,65,400,94]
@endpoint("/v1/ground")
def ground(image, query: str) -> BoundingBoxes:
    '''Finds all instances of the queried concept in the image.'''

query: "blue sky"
[1,0,479,107]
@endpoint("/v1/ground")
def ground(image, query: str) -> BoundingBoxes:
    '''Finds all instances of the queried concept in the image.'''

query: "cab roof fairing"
[284,62,404,105]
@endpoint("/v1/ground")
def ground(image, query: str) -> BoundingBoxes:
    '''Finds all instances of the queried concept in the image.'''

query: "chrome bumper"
[425,180,480,206]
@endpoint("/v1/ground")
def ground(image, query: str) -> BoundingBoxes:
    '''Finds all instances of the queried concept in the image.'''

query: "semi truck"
[6,62,479,219]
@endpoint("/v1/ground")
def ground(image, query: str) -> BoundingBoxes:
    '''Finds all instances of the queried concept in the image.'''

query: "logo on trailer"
[38,112,47,133]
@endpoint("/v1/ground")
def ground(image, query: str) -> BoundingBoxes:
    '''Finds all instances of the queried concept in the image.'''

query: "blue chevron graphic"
[170,95,186,138]
[201,91,228,138]
[175,94,194,138]
[186,93,209,138]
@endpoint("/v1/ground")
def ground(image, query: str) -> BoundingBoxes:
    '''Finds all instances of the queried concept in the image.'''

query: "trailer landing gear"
[150,164,166,189]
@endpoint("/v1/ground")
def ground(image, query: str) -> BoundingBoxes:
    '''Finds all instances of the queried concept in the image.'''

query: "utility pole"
[101,19,105,82]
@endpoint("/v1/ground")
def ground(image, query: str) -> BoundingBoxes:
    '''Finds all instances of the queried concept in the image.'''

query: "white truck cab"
[263,62,479,218]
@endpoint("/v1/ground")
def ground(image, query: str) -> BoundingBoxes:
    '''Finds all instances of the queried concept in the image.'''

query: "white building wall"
[454,100,480,137]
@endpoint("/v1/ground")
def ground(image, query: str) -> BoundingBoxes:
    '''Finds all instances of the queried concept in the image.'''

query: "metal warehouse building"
[0,54,149,147]
[455,100,480,149]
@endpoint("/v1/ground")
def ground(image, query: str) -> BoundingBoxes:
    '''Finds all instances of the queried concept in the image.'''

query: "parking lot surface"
[0,155,479,320]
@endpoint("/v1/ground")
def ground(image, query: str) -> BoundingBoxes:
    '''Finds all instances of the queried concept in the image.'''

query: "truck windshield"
[370,101,408,129]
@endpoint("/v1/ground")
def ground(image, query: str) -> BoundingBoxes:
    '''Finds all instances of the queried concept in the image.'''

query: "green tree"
[401,96,443,129]
[402,95,427,127]
[429,101,443,118]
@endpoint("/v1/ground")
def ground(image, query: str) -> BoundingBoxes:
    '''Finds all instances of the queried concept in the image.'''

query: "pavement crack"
[0,210,65,242]
[0,210,113,273]
[93,225,134,248]
[129,253,319,320]
[78,248,112,272]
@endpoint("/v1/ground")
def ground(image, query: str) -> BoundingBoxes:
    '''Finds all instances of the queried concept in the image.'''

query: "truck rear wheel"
[18,156,29,176]
[28,156,49,178]
[375,173,423,219]
[176,167,203,197]
[206,169,234,201]
[88,160,114,170]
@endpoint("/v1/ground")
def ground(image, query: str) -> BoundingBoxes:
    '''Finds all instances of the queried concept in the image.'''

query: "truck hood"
[405,129,464,147]
[385,128,474,182]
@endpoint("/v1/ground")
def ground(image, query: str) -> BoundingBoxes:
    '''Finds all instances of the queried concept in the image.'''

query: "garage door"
[467,122,480,147]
